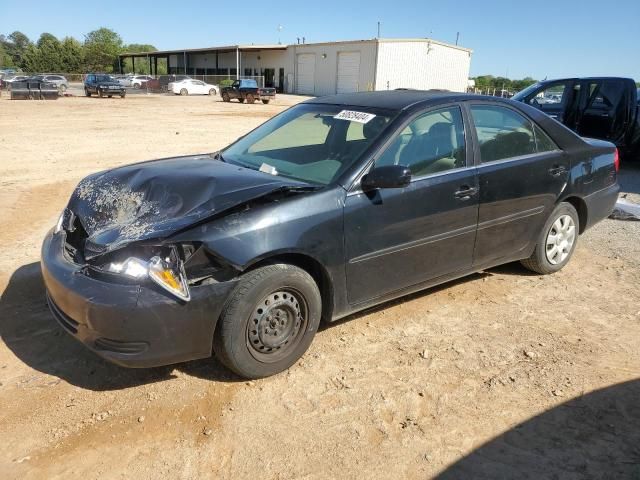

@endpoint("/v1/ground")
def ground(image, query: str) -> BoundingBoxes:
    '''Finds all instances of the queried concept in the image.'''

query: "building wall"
[285,41,377,96]
[375,40,472,93]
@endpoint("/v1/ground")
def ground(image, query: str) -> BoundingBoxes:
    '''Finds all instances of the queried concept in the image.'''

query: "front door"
[344,105,479,305]
[520,80,579,127]
[468,103,570,267]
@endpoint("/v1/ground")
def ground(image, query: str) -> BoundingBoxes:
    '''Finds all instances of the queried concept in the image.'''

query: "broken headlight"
[103,250,191,302]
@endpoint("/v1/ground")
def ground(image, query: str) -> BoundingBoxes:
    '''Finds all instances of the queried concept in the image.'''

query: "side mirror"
[361,165,412,191]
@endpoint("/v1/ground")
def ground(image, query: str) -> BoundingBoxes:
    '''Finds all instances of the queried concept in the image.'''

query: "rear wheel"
[521,202,579,274]
[213,264,322,379]
[108,95,112,98]
[134,83,140,89]
[262,99,270,104]
[246,93,255,104]
[180,88,188,96]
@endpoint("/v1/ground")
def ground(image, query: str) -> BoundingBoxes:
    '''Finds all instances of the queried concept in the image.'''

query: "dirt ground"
[1,92,639,479]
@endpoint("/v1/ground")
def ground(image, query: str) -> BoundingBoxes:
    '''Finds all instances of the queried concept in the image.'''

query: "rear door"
[344,104,479,305]
[577,79,632,146]
[468,102,570,267]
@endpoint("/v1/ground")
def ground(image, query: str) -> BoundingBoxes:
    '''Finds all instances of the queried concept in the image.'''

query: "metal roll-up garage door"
[337,52,361,94]
[296,54,316,95]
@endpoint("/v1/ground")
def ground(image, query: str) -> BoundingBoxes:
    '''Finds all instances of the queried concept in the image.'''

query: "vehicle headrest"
[363,116,388,139]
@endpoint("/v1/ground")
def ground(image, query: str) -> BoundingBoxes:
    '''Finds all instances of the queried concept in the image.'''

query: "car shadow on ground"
[436,378,640,479]
[0,262,241,391]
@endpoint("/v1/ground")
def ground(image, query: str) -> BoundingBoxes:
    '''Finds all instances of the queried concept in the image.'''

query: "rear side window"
[534,124,559,152]
[470,105,536,162]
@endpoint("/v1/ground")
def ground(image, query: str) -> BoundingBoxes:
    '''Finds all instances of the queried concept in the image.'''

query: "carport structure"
[118,44,288,82]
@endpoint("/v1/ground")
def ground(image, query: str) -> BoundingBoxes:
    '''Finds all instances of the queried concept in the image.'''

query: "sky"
[1,0,639,80]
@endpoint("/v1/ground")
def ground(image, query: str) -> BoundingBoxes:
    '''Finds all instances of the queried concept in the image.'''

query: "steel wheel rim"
[545,214,576,265]
[246,289,307,363]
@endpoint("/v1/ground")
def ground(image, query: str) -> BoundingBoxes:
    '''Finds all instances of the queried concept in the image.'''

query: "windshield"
[222,104,394,185]
[96,75,115,82]
[512,82,542,101]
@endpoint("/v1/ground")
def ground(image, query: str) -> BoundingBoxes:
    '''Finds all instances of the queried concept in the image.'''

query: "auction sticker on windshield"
[333,110,377,124]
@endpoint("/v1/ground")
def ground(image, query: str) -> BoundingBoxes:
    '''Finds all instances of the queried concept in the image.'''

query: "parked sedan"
[168,78,218,96]
[42,91,619,379]
[33,74,69,92]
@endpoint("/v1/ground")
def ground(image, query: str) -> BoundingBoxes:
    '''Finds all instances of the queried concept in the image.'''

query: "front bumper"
[41,230,236,368]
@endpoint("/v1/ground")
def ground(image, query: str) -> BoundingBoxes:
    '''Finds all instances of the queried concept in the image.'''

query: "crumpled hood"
[68,155,307,258]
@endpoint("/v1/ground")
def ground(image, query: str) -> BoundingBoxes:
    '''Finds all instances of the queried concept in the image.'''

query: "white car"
[131,75,153,88]
[168,79,218,96]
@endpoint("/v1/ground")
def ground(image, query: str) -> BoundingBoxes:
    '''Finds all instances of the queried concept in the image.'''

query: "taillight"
[614,148,620,172]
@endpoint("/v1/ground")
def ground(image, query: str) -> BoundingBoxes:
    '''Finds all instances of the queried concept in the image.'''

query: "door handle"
[548,165,567,177]
[454,186,478,200]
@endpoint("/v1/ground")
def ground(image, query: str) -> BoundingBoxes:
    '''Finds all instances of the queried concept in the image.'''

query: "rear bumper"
[583,182,620,231]
[41,230,236,368]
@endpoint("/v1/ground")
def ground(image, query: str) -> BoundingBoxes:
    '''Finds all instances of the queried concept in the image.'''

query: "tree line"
[0,28,161,74]
[471,75,538,94]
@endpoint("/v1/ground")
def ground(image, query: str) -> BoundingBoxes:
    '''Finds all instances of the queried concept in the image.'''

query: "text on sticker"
[333,110,377,124]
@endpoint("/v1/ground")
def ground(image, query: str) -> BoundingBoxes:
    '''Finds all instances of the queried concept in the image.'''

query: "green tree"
[59,37,84,72]
[2,31,32,68]
[120,43,158,74]
[83,27,123,72]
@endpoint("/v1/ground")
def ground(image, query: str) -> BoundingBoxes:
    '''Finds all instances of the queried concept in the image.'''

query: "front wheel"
[245,93,255,104]
[213,264,322,379]
[238,97,245,103]
[521,202,579,274]
[85,89,91,97]
[180,88,188,96]
[208,88,216,96]
[222,92,230,102]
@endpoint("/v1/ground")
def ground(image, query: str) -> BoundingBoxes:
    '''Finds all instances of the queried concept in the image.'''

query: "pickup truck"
[513,77,640,160]
[84,74,126,98]
[220,79,276,104]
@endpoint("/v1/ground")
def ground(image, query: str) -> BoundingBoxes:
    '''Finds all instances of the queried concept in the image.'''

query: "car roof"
[304,90,506,111]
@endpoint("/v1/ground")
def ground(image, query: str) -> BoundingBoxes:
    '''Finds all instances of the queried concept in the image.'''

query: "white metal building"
[120,38,472,95]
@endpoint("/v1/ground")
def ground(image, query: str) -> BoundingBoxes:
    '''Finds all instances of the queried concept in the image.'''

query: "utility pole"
[455,32,460,45]
[377,21,381,38]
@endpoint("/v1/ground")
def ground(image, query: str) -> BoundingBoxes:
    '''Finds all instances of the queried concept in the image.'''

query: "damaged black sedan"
[42,91,620,378]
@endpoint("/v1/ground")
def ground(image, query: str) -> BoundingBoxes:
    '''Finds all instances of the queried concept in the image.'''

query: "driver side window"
[376,106,466,176]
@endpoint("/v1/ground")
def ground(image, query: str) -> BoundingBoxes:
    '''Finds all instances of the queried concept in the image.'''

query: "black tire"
[246,93,255,104]
[213,264,322,379]
[222,92,230,102]
[262,99,270,104]
[238,97,245,103]
[120,93,126,99]
[521,202,579,275]
[108,95,112,98]
[85,89,91,97]
[180,88,188,96]
[59,84,67,93]
[134,83,140,89]
[98,89,104,98]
